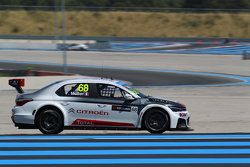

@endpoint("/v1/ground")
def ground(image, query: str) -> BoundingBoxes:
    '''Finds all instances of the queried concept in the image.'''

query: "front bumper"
[176,117,191,129]
[169,109,191,130]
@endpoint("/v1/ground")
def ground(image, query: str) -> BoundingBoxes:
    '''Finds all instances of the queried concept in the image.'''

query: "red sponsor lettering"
[71,119,134,127]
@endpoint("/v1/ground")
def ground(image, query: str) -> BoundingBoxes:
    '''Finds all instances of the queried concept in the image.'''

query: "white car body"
[11,78,191,134]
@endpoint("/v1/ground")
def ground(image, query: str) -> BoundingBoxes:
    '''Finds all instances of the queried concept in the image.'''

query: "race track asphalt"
[0,62,241,86]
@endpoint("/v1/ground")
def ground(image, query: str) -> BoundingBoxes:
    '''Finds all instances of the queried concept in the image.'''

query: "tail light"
[16,99,33,106]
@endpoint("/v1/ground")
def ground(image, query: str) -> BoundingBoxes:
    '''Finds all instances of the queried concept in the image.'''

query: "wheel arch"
[139,105,171,129]
[34,105,65,125]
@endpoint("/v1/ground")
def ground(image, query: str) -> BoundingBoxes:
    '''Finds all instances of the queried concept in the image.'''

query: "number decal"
[78,84,89,93]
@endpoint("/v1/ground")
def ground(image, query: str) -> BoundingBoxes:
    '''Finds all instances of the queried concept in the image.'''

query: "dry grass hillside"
[0,10,249,37]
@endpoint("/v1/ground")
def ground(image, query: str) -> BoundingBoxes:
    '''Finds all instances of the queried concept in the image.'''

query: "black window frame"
[55,83,97,98]
[96,83,130,100]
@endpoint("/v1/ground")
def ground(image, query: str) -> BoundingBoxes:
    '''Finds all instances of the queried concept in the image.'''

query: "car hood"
[140,97,186,110]
[147,97,179,105]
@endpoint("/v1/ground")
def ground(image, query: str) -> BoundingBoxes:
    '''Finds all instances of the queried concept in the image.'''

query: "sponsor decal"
[112,105,130,112]
[131,106,138,112]
[112,105,138,112]
[68,108,75,114]
[71,119,134,127]
[73,119,94,125]
[179,113,187,118]
[70,91,89,96]
[68,108,108,116]
[76,109,108,116]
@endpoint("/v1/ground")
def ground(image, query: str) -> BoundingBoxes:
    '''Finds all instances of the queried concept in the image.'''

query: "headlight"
[168,104,186,112]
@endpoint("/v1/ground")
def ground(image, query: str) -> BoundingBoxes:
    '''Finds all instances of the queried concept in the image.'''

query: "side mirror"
[124,93,134,100]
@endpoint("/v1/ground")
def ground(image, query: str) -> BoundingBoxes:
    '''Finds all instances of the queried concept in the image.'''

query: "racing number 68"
[78,84,89,93]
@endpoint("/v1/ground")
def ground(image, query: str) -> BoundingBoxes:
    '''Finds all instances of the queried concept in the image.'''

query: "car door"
[93,83,139,128]
[56,83,100,126]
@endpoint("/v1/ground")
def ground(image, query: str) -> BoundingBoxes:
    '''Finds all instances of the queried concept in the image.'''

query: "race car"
[67,43,88,51]
[57,43,88,51]
[9,78,191,134]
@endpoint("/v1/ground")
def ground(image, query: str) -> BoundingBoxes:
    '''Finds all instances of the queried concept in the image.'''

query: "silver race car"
[9,78,191,134]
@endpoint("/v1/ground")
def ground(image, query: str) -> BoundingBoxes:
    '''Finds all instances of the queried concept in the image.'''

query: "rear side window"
[56,83,93,97]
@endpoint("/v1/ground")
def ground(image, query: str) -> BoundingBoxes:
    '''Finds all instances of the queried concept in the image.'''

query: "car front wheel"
[144,109,169,134]
[37,109,64,134]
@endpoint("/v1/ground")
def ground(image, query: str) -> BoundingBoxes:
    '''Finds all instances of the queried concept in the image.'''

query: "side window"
[97,84,125,99]
[56,83,92,97]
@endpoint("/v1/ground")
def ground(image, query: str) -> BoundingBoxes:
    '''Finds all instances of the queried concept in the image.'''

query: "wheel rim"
[147,112,167,131]
[40,112,60,132]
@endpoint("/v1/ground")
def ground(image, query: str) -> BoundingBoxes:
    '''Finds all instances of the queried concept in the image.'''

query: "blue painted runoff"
[108,42,250,55]
[1,42,249,55]
[1,149,250,156]
[0,158,250,165]
[2,134,250,140]
[1,142,250,148]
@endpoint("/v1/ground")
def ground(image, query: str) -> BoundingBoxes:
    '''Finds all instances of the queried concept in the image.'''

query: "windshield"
[125,86,147,98]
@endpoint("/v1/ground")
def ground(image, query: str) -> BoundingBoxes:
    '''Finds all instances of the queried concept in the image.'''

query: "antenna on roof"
[101,61,104,79]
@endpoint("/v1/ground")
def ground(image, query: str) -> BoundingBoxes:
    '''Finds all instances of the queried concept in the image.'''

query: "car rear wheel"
[37,109,64,134]
[144,109,169,134]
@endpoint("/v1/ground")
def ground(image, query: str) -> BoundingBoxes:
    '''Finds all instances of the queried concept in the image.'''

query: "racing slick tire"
[37,109,64,134]
[144,109,169,134]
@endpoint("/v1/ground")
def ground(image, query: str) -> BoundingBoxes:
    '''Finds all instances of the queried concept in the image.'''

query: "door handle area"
[97,104,107,108]
[61,102,70,106]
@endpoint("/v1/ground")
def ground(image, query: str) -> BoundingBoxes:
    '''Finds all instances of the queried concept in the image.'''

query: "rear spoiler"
[9,79,25,94]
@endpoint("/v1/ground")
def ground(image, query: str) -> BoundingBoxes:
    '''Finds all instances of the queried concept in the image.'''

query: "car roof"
[33,77,139,99]
[56,77,129,86]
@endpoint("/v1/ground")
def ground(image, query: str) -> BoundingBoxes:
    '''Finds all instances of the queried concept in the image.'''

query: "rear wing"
[9,79,25,94]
